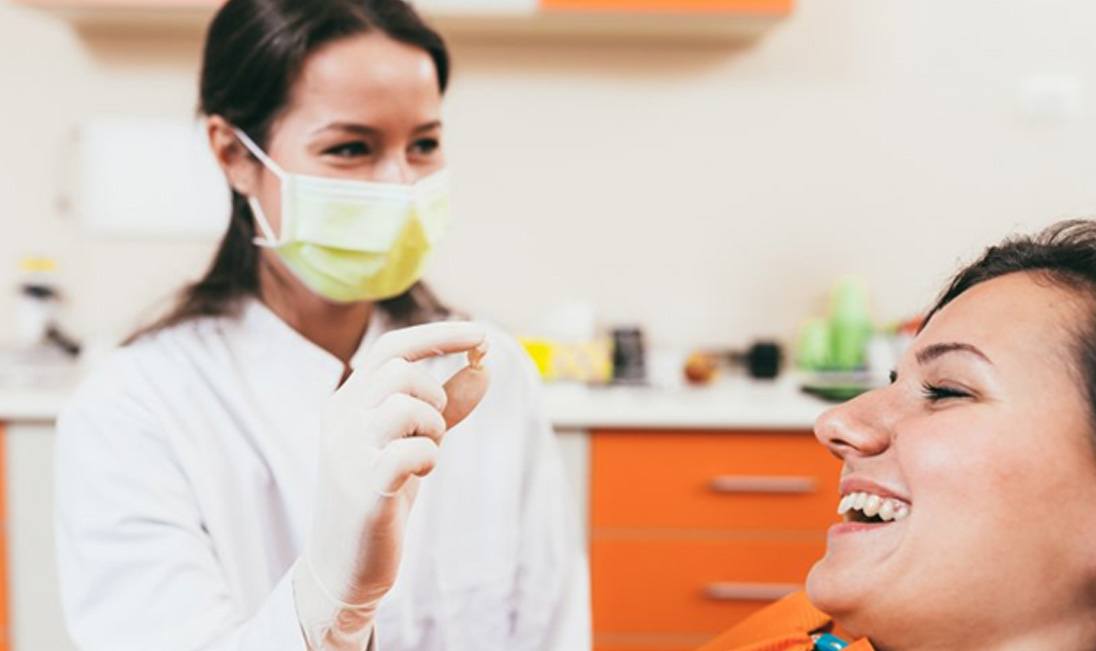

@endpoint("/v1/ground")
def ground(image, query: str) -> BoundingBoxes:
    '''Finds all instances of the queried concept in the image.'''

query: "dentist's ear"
[206,115,261,197]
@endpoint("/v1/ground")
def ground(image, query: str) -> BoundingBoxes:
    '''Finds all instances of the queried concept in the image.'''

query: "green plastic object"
[796,317,831,371]
[829,276,872,370]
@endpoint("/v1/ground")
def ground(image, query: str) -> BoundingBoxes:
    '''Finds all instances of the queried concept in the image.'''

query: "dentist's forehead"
[290,34,440,112]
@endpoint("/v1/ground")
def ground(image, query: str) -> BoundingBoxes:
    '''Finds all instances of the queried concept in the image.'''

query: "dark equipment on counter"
[611,326,647,384]
[729,341,783,379]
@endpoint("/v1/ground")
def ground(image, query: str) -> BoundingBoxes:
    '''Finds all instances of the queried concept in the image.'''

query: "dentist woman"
[54,1,589,650]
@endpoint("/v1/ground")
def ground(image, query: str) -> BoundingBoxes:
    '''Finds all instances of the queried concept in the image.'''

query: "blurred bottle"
[15,256,79,357]
[829,276,872,370]
[796,317,831,370]
[611,326,646,385]
[16,256,60,347]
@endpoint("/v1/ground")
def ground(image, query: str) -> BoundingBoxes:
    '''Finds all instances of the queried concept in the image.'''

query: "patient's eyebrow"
[915,342,993,366]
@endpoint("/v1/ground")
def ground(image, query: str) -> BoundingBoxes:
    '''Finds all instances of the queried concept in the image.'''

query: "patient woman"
[701,219,1096,650]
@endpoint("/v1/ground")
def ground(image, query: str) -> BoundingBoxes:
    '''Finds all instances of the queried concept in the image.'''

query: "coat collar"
[235,297,391,393]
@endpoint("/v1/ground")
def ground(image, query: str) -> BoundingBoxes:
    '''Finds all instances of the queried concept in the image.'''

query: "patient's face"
[806,272,1096,648]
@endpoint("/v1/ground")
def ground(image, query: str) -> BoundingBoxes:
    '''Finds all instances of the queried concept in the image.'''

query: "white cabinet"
[4,424,77,651]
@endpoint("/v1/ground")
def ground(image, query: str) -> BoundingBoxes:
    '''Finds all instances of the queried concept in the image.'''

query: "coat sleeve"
[503,339,592,651]
[54,356,311,651]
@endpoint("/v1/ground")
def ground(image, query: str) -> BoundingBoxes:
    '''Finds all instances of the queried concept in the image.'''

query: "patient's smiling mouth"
[838,491,909,524]
[832,477,911,532]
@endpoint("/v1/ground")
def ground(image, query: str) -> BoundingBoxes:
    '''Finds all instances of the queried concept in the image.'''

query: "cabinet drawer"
[591,431,840,531]
[591,535,824,635]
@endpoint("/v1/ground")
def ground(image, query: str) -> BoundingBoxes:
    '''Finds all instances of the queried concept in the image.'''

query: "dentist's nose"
[373,154,413,185]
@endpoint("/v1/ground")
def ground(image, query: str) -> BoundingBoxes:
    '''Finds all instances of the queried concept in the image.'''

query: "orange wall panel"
[541,0,791,15]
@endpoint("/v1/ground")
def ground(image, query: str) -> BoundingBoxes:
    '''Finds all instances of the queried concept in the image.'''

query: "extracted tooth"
[863,495,882,517]
[878,500,896,521]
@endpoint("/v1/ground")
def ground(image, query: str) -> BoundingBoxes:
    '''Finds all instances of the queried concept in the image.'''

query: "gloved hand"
[292,321,491,651]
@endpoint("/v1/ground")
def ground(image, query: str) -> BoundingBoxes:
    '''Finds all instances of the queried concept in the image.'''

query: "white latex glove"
[292,321,491,651]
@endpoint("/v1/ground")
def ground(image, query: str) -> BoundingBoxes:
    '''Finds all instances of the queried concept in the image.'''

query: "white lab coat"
[55,299,590,651]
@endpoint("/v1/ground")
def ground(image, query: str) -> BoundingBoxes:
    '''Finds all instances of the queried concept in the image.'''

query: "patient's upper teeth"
[837,494,853,515]
[837,491,912,522]
[863,495,882,517]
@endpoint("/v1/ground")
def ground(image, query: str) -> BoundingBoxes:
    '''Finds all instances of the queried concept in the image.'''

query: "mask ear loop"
[233,128,287,248]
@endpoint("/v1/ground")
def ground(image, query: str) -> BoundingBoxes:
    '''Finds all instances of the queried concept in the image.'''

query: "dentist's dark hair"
[924,219,1096,433]
[128,0,450,343]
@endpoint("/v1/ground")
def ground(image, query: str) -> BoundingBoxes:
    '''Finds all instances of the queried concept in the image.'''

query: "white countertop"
[0,374,832,430]
[0,385,76,423]
[542,375,830,431]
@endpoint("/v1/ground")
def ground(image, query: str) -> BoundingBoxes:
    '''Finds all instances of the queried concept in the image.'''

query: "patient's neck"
[921,612,1096,651]
[867,605,1096,651]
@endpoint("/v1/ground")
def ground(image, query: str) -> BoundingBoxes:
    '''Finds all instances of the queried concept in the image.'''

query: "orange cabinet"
[592,431,840,531]
[589,430,839,651]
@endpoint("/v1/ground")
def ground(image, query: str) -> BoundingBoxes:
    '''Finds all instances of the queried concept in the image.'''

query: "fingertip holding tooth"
[468,342,488,369]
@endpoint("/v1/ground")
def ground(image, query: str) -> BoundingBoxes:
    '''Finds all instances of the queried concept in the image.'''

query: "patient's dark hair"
[128,0,450,343]
[925,219,1096,431]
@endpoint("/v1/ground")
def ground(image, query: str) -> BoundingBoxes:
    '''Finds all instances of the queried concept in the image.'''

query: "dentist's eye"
[921,382,971,402]
[410,138,440,156]
[323,142,372,158]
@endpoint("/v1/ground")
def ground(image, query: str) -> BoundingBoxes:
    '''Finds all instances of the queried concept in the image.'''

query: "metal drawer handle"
[705,582,801,602]
[709,475,816,494]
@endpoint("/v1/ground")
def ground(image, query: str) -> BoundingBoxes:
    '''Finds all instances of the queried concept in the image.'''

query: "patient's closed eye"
[921,382,971,402]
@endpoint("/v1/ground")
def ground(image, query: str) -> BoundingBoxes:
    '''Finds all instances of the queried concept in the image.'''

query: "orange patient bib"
[695,592,874,651]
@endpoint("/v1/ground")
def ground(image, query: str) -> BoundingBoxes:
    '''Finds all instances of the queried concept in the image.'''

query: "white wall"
[3,0,1096,351]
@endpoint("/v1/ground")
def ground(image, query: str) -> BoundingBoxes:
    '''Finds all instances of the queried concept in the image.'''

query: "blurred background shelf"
[12,0,791,40]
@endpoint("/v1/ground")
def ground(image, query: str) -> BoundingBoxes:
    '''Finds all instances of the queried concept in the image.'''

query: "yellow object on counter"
[518,338,555,377]
[20,256,57,273]
[518,337,613,384]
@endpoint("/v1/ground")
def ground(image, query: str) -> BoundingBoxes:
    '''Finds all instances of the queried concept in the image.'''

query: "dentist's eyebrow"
[915,342,993,366]
[309,122,380,137]
[411,120,442,134]
[309,120,441,137]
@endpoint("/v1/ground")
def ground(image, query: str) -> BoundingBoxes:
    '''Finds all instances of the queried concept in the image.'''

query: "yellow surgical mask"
[234,128,450,303]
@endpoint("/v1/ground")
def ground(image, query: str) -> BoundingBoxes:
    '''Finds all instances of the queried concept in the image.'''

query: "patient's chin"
[805,558,868,626]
